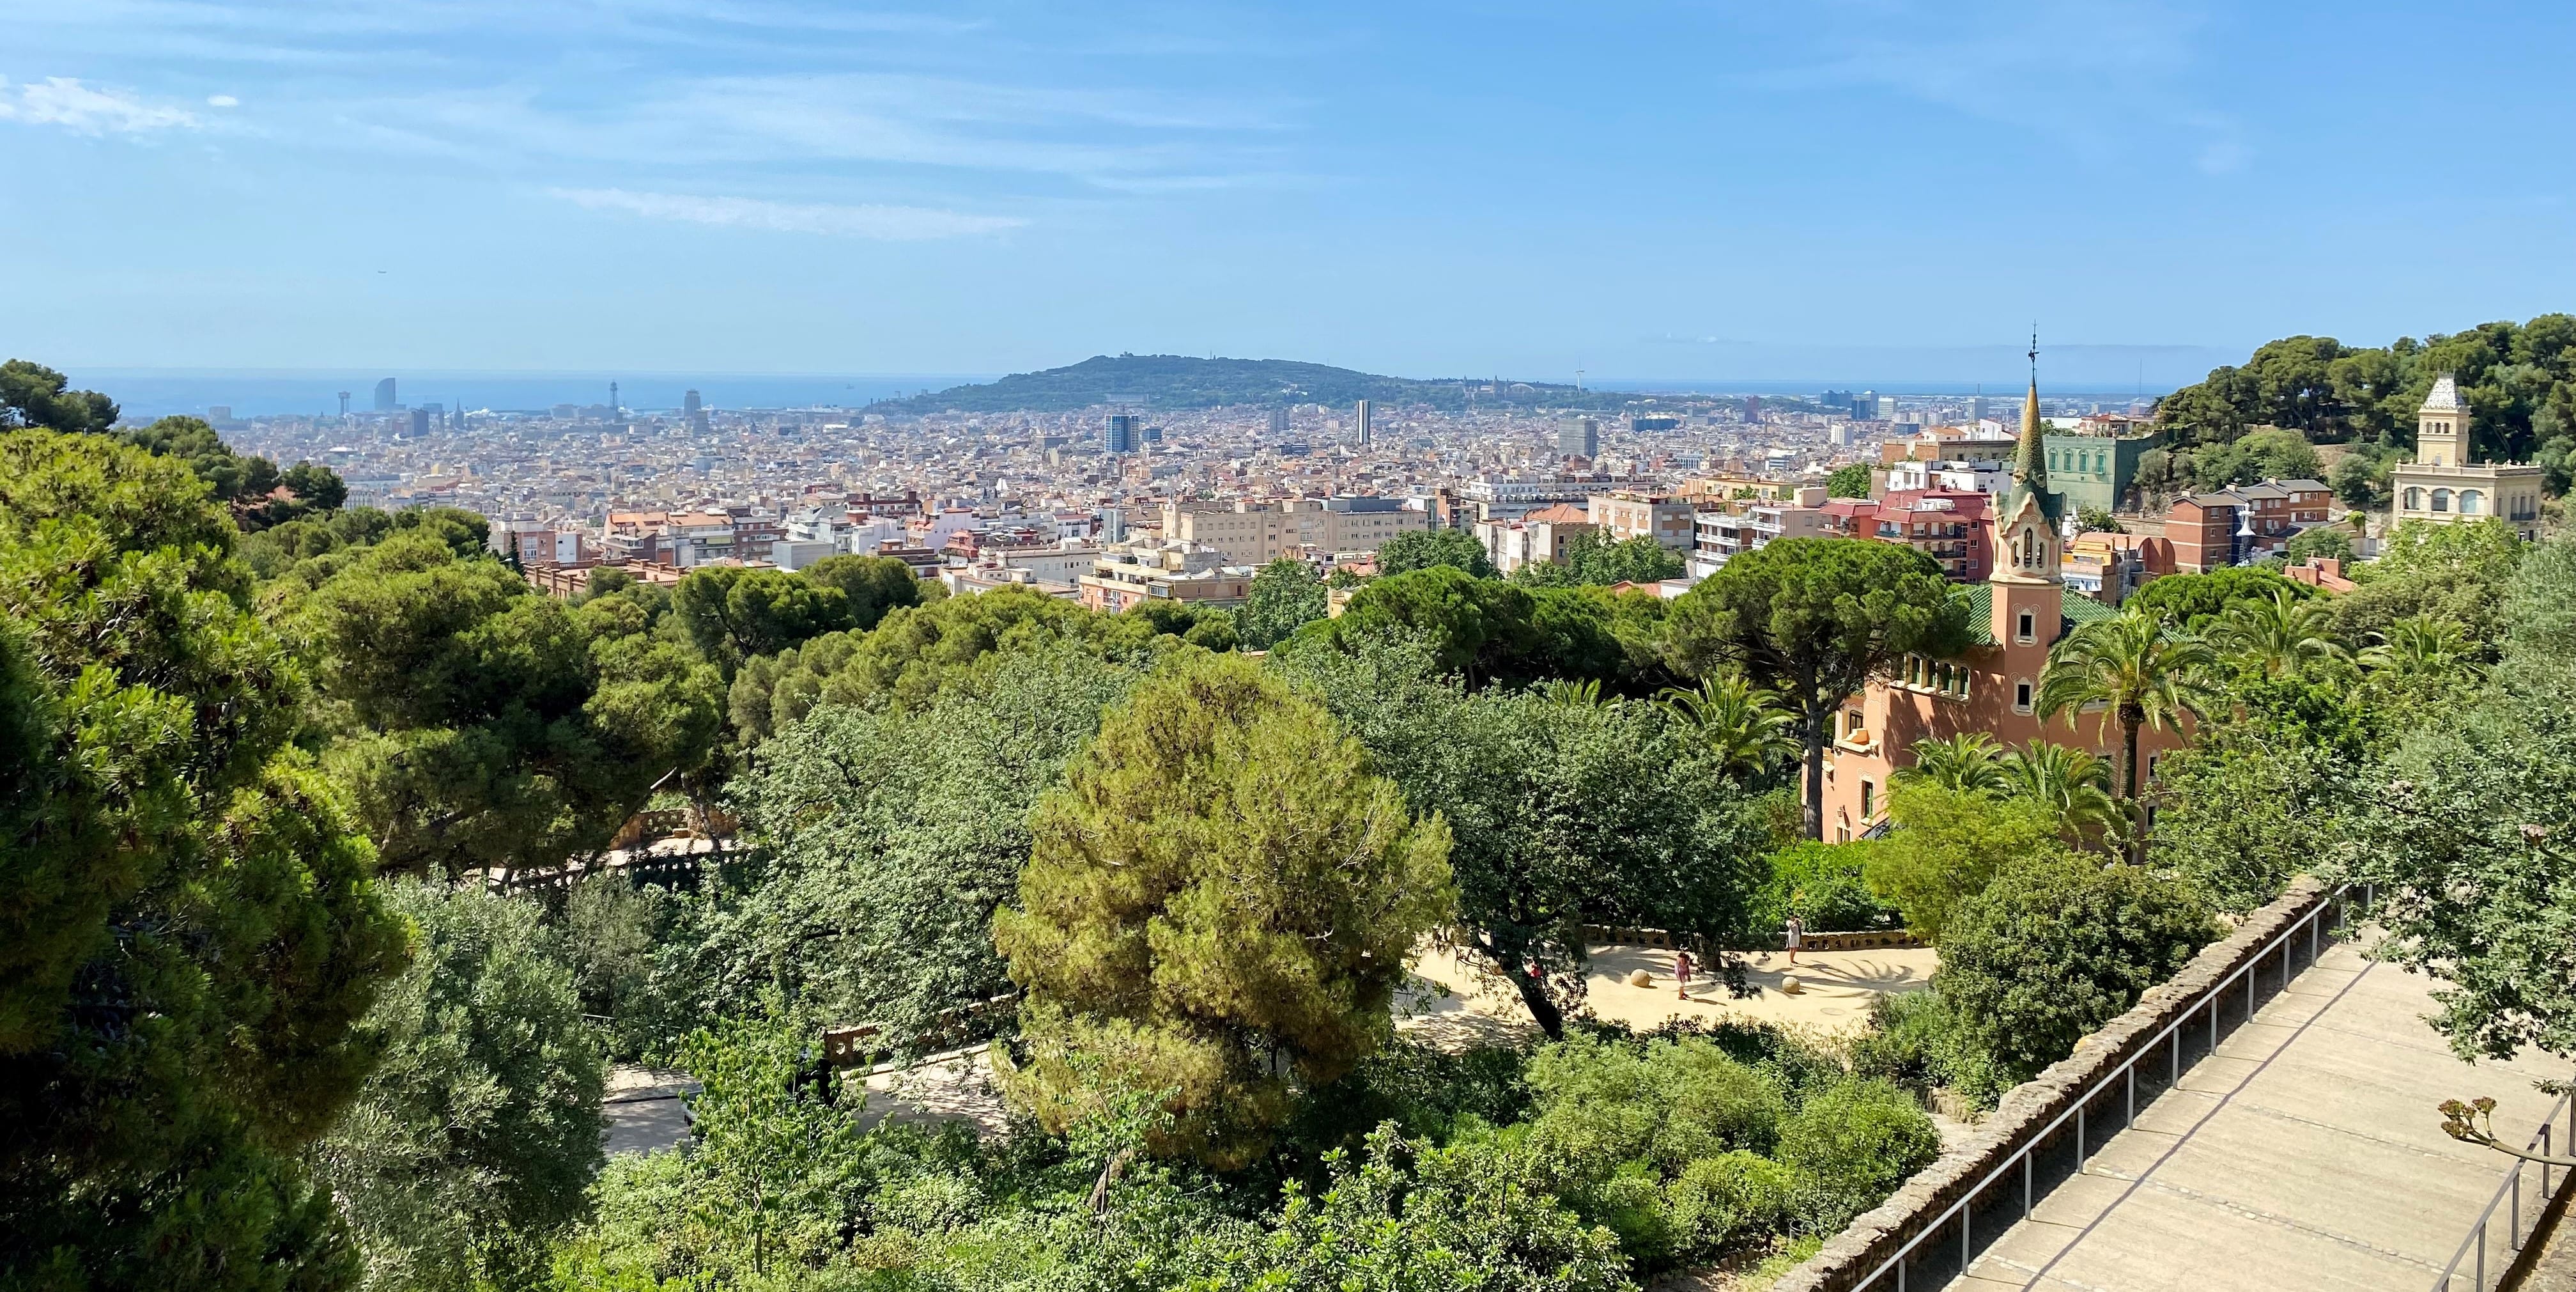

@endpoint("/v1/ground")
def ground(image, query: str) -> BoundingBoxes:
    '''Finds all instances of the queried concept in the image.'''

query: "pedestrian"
[1784,914,1804,966]
[1674,948,1694,999]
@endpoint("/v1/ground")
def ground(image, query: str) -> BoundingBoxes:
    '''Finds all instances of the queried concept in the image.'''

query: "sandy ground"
[600,942,1945,1156]
[1403,942,1940,1042]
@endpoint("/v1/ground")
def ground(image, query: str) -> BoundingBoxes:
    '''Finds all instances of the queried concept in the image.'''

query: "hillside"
[866,354,1590,414]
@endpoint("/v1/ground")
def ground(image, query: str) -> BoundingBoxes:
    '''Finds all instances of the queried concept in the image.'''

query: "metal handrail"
[2430,1089,2576,1291]
[1852,883,2361,1291]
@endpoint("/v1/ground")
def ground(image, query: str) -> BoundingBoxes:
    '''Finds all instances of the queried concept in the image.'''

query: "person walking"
[1784,914,1804,967]
[1673,948,1694,999]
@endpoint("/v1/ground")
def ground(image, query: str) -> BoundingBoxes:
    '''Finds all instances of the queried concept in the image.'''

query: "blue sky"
[3,0,2571,387]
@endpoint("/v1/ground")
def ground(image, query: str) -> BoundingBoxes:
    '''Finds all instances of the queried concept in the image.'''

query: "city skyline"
[6,1,2572,378]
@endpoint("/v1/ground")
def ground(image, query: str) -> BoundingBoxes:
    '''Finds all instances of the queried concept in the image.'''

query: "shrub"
[1667,1152,1796,1257]
[1847,990,2007,1110]
[1773,1079,1942,1233]
[1936,859,2217,1085]
[1523,1034,1787,1176]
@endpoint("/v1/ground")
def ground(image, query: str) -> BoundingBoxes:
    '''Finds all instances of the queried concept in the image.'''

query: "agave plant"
[1660,674,1798,779]
[1539,677,1605,707]
[1892,731,2009,796]
[2001,740,2119,839]
[2207,589,2351,678]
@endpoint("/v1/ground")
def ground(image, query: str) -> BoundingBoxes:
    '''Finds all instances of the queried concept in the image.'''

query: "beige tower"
[2415,374,2469,467]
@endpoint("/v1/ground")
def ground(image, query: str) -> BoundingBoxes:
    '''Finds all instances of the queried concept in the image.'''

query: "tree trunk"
[2118,706,2142,801]
[1802,704,1828,840]
[1507,967,1566,1041]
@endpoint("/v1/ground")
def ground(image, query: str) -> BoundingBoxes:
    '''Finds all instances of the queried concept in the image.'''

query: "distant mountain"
[866,354,1592,414]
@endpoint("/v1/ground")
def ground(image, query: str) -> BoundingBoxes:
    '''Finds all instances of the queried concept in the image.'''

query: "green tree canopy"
[1824,463,1872,499]
[671,565,854,677]
[0,358,118,433]
[1375,527,1498,579]
[993,653,1455,1166]
[311,880,605,1292]
[798,554,927,632]
[0,431,408,1289]
[1238,557,1330,648]
[2126,566,2311,632]
[293,534,723,878]
[2332,517,2528,652]
[1275,637,1770,1038]
[1664,538,1973,838]
[713,646,1145,1048]
[1862,784,2071,941]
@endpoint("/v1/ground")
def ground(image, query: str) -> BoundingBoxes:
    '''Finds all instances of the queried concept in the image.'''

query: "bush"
[1863,785,2069,942]
[1847,990,2007,1110]
[1523,1034,1787,1176]
[1773,1079,1941,1233]
[1757,840,1895,933]
[1935,859,2217,1085]
[1667,1152,1796,1257]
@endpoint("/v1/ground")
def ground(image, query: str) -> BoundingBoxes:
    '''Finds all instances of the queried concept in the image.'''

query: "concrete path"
[1956,941,2566,1292]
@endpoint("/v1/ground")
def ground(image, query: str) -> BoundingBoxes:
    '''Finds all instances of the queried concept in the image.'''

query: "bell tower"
[2417,373,2469,468]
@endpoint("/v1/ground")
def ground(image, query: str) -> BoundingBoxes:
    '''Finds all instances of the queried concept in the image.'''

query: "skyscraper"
[1267,407,1290,437]
[409,408,430,436]
[1104,412,1138,455]
[1354,399,1375,446]
[685,389,709,434]
[373,378,397,412]
[337,391,351,417]
[1558,416,1598,461]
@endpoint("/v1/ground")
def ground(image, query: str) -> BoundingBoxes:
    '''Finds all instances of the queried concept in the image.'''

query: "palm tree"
[2361,614,2482,681]
[2207,589,2350,677]
[1892,732,2009,796]
[2037,609,2216,803]
[1660,674,1798,779]
[2001,740,2118,839]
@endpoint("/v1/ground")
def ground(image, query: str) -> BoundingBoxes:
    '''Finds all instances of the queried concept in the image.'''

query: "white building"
[2389,375,2544,541]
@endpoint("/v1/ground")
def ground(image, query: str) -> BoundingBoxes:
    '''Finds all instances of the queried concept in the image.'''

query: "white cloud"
[0,75,199,133]
[206,93,239,107]
[550,187,1025,240]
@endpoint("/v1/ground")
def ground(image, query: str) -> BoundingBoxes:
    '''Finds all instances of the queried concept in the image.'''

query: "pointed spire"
[2012,327,2049,502]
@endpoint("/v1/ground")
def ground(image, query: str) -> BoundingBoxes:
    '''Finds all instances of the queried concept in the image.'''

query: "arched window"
[2432,488,2452,513]
[2403,486,2425,511]
[2460,490,2485,515]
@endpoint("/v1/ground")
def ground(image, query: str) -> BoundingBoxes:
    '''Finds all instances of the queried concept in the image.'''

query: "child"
[1674,949,1694,999]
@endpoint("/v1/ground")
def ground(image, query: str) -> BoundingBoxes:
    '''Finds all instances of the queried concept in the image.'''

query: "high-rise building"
[684,389,709,435]
[1876,395,1901,421]
[1967,395,1990,423]
[409,408,431,436]
[373,378,397,412]
[337,391,351,416]
[1557,416,1599,461]
[1267,407,1290,437]
[1104,412,1138,455]
[1743,395,1763,423]
[1354,399,1375,446]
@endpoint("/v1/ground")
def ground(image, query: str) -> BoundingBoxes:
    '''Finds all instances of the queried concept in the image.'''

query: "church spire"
[2011,327,2056,518]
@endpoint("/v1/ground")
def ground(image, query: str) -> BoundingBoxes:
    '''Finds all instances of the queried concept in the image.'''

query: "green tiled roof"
[1950,582,2114,648]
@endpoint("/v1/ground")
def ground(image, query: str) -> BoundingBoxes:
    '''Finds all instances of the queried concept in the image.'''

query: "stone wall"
[1764,876,2336,1292]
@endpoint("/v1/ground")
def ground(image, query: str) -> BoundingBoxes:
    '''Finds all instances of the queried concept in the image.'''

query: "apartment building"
[1587,491,1697,550]
[1160,495,1425,565]
[2165,478,2334,572]
[1077,541,1254,613]
[1474,502,1596,575]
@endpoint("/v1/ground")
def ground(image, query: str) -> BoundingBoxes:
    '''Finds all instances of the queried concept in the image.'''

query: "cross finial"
[2028,325,2039,376]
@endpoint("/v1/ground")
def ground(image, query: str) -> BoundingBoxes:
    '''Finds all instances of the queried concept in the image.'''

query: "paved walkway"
[1958,940,2566,1291]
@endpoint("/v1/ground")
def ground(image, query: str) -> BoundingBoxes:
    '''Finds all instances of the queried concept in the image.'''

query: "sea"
[64,370,1001,420]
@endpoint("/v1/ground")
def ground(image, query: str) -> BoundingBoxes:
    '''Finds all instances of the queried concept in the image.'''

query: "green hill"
[867,354,1589,414]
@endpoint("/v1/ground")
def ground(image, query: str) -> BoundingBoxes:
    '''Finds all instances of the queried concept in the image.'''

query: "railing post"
[2128,1066,2136,1128]
[2478,1218,2487,1288]
[2513,1167,2522,1249]
[2023,1151,2033,1218]
[1962,1207,1970,1275]
[2078,1105,2087,1174]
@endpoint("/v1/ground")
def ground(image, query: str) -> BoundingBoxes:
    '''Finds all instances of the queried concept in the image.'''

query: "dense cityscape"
[12,2,2576,1291]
